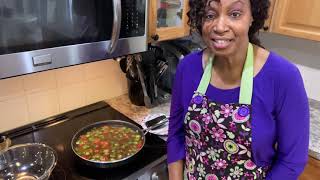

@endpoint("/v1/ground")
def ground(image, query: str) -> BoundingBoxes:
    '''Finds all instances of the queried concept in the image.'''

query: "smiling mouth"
[211,39,233,49]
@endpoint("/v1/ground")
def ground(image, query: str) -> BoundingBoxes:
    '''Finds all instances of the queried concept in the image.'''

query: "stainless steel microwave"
[0,0,148,79]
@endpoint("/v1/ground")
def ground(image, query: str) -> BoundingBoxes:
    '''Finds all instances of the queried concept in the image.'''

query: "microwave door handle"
[107,0,122,54]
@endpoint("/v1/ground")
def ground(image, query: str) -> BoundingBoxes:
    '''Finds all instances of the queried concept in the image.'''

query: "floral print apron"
[184,43,269,180]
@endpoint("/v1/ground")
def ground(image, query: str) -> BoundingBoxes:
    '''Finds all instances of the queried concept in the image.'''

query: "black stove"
[3,102,167,180]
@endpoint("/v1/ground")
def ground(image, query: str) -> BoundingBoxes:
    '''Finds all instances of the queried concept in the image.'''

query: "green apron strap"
[196,56,213,94]
[196,43,254,105]
[239,43,254,105]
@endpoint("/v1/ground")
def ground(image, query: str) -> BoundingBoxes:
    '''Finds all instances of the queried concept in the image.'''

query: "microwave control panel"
[120,0,146,38]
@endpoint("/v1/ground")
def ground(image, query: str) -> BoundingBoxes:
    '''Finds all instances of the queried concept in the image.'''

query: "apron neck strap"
[196,43,254,105]
[197,56,213,95]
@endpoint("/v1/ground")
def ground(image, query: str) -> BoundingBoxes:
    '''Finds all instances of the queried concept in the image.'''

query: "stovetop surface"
[7,102,167,180]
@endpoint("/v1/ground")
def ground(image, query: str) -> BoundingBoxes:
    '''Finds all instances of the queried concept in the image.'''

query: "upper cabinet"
[148,0,190,42]
[270,0,320,41]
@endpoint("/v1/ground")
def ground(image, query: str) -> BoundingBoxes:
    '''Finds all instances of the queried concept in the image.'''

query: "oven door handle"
[107,0,122,54]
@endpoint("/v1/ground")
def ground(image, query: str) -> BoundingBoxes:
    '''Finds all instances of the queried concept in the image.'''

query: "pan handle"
[143,118,168,135]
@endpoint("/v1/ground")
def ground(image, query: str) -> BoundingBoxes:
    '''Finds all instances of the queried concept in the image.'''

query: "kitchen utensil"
[156,61,169,83]
[143,118,169,135]
[0,135,11,151]
[135,55,152,108]
[71,119,168,169]
[127,77,145,106]
[145,115,167,128]
[126,55,138,81]
[0,143,57,180]
[126,54,145,106]
[142,114,169,136]
[119,57,127,73]
[71,120,146,168]
[139,51,158,104]
[0,135,4,144]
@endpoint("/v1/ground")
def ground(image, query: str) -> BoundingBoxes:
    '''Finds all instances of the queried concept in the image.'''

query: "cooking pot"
[71,120,145,168]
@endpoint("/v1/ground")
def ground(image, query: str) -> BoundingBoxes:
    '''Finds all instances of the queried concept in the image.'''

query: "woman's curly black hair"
[187,0,270,46]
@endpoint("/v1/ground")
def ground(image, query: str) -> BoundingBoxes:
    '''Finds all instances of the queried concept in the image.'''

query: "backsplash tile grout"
[0,76,25,102]
[0,60,127,133]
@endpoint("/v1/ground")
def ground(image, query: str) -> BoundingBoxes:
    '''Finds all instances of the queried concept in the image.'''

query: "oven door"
[125,155,169,180]
[0,0,147,79]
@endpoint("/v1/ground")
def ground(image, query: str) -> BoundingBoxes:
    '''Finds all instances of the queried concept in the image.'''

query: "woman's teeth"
[214,39,231,43]
[212,39,232,49]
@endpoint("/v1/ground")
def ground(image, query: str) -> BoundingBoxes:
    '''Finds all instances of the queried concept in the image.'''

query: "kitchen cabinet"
[148,0,190,42]
[270,0,320,41]
[300,156,320,180]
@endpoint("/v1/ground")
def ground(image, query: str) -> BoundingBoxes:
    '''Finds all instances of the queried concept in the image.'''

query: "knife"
[135,55,152,108]
[145,115,167,128]
[143,117,169,135]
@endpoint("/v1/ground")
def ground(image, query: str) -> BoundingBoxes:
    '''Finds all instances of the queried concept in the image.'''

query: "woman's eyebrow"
[207,0,219,7]
[226,0,248,11]
[230,0,246,7]
[207,0,245,8]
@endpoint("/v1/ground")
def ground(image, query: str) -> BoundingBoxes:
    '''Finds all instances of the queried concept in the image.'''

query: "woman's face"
[202,0,253,57]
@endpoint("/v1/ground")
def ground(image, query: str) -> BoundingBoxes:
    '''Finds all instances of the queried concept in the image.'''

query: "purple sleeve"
[167,62,186,164]
[267,66,309,179]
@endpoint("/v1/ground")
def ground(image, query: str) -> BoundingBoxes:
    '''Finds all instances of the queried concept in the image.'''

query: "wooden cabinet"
[270,0,320,41]
[299,157,320,180]
[148,0,190,42]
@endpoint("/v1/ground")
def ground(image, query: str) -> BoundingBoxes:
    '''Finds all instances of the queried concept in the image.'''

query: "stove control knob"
[151,172,159,180]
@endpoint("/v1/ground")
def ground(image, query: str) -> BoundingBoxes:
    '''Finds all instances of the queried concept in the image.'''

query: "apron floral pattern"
[184,43,269,180]
[184,92,268,180]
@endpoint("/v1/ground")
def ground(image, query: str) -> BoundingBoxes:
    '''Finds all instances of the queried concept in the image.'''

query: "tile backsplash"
[0,59,127,133]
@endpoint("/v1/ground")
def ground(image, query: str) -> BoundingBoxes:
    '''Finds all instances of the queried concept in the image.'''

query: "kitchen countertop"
[106,94,171,124]
[308,98,320,160]
[106,94,320,160]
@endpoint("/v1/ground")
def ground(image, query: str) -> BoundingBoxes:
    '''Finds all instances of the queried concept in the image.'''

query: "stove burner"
[7,102,167,180]
[49,164,66,180]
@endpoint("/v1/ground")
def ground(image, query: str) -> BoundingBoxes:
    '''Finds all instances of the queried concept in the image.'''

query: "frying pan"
[71,120,146,168]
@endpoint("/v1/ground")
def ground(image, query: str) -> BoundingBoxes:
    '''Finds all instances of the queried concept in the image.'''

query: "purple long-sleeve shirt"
[167,51,309,179]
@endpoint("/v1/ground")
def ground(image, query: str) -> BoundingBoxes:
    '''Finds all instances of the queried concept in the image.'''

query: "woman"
[167,0,310,179]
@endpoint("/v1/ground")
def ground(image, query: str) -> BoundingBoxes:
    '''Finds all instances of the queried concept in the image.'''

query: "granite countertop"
[106,94,170,125]
[309,99,320,159]
[106,94,320,160]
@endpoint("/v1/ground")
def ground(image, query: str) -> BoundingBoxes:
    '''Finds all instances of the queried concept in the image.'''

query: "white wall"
[259,32,320,101]
[296,64,320,101]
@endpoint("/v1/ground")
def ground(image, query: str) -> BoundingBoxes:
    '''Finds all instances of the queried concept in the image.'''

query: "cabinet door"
[271,0,320,41]
[149,0,189,42]
[299,157,320,180]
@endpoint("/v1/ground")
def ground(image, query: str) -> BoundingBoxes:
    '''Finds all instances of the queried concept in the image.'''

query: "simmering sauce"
[75,125,143,162]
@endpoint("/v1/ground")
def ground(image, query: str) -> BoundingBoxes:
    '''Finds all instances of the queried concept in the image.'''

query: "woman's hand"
[168,160,184,180]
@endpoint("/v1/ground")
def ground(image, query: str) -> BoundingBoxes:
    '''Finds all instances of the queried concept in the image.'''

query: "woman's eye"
[230,11,241,18]
[205,13,216,20]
